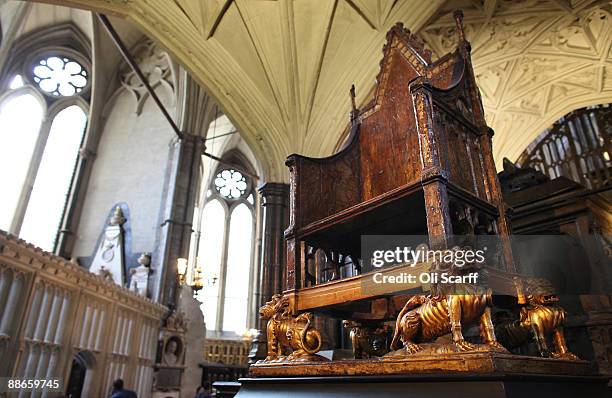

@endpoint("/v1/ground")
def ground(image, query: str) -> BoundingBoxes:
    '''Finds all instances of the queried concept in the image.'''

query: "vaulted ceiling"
[35,0,612,180]
[421,0,612,164]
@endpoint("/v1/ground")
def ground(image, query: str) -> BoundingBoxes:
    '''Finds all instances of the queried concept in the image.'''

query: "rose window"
[32,56,88,97]
[214,169,248,199]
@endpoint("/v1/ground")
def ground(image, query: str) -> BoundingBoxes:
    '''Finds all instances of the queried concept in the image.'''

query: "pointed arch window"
[223,202,253,332]
[0,92,44,231]
[191,164,257,337]
[20,105,88,251]
[198,199,226,330]
[0,51,90,252]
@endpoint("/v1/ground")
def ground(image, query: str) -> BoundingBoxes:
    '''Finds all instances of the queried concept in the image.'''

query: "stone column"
[156,70,216,306]
[159,72,217,397]
[55,146,96,258]
[257,183,289,328]
[158,133,203,307]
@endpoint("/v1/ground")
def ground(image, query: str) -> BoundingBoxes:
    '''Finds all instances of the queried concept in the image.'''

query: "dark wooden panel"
[359,50,421,201]
[291,139,361,227]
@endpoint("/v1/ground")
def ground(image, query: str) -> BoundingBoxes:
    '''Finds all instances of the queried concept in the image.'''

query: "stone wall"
[71,85,176,285]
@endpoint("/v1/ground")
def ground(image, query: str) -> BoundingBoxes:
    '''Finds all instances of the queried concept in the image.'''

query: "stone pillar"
[55,146,96,258]
[157,70,216,306]
[257,183,289,328]
[159,72,216,397]
[159,133,203,307]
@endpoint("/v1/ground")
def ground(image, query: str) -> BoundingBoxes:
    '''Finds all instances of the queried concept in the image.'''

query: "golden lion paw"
[454,340,476,351]
[404,343,421,354]
[487,341,508,351]
[551,351,579,360]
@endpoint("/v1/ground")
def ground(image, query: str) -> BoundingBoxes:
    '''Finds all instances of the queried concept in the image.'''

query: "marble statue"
[129,253,151,296]
[90,206,126,286]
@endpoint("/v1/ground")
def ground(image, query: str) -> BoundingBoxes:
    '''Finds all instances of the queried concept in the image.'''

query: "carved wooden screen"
[518,104,612,190]
[433,100,488,202]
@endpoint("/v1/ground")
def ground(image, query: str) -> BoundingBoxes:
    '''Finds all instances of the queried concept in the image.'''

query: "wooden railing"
[203,338,250,365]
[518,104,612,190]
[200,339,249,395]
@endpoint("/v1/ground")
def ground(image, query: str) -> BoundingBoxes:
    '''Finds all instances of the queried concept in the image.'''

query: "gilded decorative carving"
[389,284,507,355]
[109,206,126,226]
[258,294,323,362]
[495,278,579,360]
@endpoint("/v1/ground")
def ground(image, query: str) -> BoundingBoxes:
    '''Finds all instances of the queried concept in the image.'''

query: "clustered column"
[257,182,289,330]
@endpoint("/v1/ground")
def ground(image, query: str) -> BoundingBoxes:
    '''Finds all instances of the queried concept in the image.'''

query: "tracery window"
[0,51,90,252]
[32,55,88,97]
[518,104,611,190]
[214,169,248,199]
[190,161,256,337]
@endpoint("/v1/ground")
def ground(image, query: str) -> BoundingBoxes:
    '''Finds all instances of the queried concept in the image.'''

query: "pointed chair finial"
[349,84,358,122]
[453,10,466,42]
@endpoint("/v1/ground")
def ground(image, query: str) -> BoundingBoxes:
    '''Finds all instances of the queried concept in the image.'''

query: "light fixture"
[192,262,204,293]
[177,257,207,296]
[177,257,188,285]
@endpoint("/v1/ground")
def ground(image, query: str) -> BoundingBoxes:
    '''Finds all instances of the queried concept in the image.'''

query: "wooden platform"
[235,373,609,398]
[242,353,607,398]
[249,352,594,378]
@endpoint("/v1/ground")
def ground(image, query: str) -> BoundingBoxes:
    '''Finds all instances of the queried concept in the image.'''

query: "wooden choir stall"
[237,12,609,398]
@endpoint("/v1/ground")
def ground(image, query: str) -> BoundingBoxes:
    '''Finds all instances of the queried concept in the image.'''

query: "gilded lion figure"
[390,284,506,354]
[495,278,578,360]
[259,294,322,362]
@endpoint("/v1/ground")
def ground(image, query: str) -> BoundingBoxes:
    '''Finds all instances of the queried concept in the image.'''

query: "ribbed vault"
[34,0,612,178]
[422,0,612,164]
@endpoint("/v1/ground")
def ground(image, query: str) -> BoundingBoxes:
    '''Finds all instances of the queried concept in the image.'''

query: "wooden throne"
[282,13,517,319]
[248,12,600,394]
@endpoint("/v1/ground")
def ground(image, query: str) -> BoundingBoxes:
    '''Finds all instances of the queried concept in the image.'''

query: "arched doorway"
[66,351,96,398]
